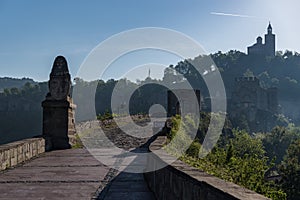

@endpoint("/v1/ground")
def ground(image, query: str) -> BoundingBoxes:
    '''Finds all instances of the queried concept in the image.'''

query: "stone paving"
[0,148,156,200]
[0,149,107,199]
[99,172,155,200]
[0,118,160,200]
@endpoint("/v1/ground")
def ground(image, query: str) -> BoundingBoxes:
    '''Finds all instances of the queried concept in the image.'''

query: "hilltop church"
[247,23,276,57]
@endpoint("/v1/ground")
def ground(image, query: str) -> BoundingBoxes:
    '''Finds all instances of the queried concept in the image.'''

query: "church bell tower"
[264,22,275,57]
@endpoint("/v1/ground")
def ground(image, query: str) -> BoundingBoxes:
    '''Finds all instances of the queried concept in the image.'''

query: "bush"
[186,139,201,158]
[97,110,114,121]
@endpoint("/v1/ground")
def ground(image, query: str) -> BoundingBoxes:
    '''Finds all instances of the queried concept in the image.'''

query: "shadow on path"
[93,134,161,200]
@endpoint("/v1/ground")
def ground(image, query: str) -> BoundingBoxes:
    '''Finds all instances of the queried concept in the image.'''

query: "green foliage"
[262,126,300,164]
[0,81,48,144]
[266,190,287,200]
[208,50,300,124]
[166,115,181,140]
[186,139,201,158]
[275,114,290,127]
[230,129,265,158]
[197,112,211,142]
[233,114,250,135]
[181,129,287,200]
[165,115,194,156]
[0,77,35,91]
[71,134,84,149]
[279,139,300,200]
[171,112,297,200]
[97,110,114,121]
[258,71,280,88]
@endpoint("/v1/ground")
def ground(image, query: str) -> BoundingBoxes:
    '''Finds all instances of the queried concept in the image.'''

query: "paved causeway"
[0,148,155,200]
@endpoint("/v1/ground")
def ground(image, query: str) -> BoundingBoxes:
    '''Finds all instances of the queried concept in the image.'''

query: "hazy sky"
[0,0,299,81]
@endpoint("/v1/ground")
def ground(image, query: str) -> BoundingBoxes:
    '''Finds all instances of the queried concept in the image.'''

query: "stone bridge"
[0,56,270,199]
[0,141,154,200]
[0,120,270,200]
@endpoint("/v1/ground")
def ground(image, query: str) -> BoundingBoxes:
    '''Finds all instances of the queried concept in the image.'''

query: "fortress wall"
[144,136,270,200]
[0,137,45,171]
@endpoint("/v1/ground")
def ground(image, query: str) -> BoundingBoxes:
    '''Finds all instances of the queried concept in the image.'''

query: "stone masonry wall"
[144,136,270,200]
[0,137,45,171]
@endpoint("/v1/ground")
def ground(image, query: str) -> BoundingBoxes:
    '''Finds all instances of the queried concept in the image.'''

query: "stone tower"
[167,89,200,117]
[264,22,276,57]
[230,76,279,132]
[42,56,76,151]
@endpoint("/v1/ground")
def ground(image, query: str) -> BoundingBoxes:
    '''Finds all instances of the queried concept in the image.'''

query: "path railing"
[0,137,45,171]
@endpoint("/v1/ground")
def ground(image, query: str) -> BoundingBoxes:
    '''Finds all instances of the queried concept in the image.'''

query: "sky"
[0,0,300,82]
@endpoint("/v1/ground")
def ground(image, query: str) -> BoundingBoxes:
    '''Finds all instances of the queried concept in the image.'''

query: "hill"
[2,50,300,143]
[0,77,36,92]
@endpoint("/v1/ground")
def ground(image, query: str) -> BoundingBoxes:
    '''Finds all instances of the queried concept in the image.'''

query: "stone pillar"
[42,56,76,151]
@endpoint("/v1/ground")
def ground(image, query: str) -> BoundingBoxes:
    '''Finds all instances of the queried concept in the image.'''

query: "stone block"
[17,144,25,163]
[10,147,18,166]
[0,148,10,170]
[25,143,32,160]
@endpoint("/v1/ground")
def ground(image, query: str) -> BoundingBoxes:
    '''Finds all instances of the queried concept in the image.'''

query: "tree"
[182,129,286,200]
[283,50,293,59]
[280,139,300,200]
[3,88,10,95]
[263,126,299,164]
[10,87,20,95]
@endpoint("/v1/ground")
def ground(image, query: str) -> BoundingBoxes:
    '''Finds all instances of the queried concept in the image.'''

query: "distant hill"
[0,79,48,145]
[0,77,36,92]
[2,50,300,144]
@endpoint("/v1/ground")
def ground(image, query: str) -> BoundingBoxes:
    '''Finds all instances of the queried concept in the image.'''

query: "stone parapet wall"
[144,136,270,200]
[0,137,45,171]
